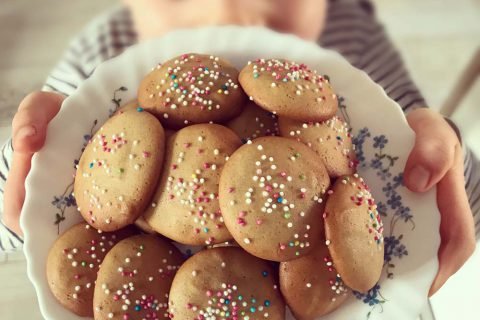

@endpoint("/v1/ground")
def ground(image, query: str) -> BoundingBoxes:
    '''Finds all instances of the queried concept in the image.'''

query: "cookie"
[209,239,240,249]
[279,241,349,319]
[46,222,135,317]
[219,136,330,261]
[226,101,279,143]
[138,53,246,128]
[134,216,156,234]
[168,247,285,320]
[93,234,184,320]
[113,99,138,116]
[239,59,338,122]
[324,174,384,293]
[144,124,242,245]
[278,116,357,178]
[74,109,165,231]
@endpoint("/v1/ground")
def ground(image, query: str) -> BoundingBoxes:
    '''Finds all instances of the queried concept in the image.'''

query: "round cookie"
[144,124,242,245]
[239,58,338,122]
[134,216,156,234]
[324,174,384,293]
[168,247,285,320]
[279,241,349,319]
[46,222,136,317]
[113,99,138,116]
[219,136,330,261]
[278,116,357,178]
[138,53,246,128]
[74,109,165,232]
[93,234,184,320]
[226,101,279,143]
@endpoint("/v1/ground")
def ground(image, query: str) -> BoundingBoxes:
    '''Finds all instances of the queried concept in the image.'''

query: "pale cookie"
[278,116,357,178]
[239,58,338,122]
[226,101,279,143]
[46,222,135,317]
[144,124,242,245]
[280,241,349,319]
[219,136,330,261]
[138,53,246,128]
[93,234,184,320]
[74,109,165,231]
[113,99,139,116]
[134,216,156,234]
[168,247,285,320]
[324,174,384,293]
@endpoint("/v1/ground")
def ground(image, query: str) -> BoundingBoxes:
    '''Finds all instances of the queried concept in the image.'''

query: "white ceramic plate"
[21,26,440,320]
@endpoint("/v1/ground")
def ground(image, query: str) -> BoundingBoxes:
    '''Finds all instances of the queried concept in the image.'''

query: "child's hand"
[404,108,476,296]
[3,92,64,236]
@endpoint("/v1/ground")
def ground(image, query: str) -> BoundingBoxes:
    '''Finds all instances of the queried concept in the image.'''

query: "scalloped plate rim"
[20,26,440,320]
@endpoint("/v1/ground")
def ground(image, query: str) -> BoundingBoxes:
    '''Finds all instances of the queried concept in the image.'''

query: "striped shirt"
[0,0,478,251]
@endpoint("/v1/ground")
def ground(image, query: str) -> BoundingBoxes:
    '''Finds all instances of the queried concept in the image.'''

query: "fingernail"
[409,165,430,191]
[17,126,36,140]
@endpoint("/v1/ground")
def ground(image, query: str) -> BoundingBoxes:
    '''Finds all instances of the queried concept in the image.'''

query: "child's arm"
[0,7,135,250]
[325,0,479,227]
[320,0,425,111]
[321,0,477,295]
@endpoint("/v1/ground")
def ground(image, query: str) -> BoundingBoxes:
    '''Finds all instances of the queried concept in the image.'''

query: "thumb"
[12,91,64,154]
[3,91,64,235]
[404,109,458,193]
[428,144,475,296]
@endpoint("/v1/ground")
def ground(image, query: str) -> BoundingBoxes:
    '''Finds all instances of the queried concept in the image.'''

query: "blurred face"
[125,0,328,41]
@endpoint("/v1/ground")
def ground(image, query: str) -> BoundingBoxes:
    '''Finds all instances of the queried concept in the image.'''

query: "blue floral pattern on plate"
[51,90,416,320]
[52,87,127,234]
[351,118,415,319]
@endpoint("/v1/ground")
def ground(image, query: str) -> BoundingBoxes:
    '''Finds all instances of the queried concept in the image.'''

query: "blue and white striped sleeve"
[322,0,480,236]
[0,139,24,251]
[0,7,135,252]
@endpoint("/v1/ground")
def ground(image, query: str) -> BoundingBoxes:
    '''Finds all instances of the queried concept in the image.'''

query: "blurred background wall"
[0,0,478,319]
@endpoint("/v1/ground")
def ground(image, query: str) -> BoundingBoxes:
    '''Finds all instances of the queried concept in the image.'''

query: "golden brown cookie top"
[219,136,330,261]
[324,174,384,293]
[278,116,357,177]
[93,234,184,320]
[226,101,279,143]
[144,124,242,246]
[239,59,338,122]
[138,53,246,128]
[112,99,138,116]
[168,247,285,320]
[74,109,165,232]
[46,223,135,317]
[279,240,349,319]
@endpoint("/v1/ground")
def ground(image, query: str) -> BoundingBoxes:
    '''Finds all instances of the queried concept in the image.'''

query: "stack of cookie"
[46,54,384,320]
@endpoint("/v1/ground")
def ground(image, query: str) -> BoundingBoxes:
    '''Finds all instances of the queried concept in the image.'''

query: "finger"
[2,152,33,236]
[404,109,457,193]
[429,145,475,296]
[12,91,64,154]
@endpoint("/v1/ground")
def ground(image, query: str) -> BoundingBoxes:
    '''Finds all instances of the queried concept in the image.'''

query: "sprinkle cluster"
[247,59,336,101]
[180,268,274,320]
[62,224,118,301]
[252,114,278,139]
[187,283,271,320]
[287,116,358,169]
[164,135,229,244]
[339,174,384,245]
[148,54,241,123]
[228,142,325,256]
[96,244,180,320]
[322,255,348,301]
[232,104,279,143]
[78,121,151,226]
